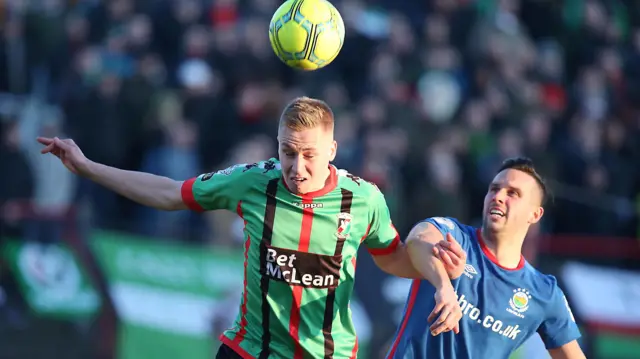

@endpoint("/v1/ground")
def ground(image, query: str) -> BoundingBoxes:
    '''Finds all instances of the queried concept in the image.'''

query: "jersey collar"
[281,165,338,199]
[476,228,526,271]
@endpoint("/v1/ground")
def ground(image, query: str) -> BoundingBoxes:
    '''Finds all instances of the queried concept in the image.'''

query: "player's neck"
[481,228,524,269]
[298,166,334,195]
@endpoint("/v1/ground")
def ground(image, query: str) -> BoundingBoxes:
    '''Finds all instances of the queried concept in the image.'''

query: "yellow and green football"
[269,0,345,71]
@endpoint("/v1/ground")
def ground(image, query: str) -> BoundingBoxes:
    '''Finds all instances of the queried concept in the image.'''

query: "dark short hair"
[498,157,550,206]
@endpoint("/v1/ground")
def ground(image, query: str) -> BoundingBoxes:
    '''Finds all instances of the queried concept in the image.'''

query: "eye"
[508,190,519,197]
[304,155,315,159]
[284,152,295,157]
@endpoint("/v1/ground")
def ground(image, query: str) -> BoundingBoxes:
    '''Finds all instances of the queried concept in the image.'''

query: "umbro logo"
[463,264,478,279]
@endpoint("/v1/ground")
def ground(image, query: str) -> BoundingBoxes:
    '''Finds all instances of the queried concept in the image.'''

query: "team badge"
[336,213,353,239]
[508,288,531,318]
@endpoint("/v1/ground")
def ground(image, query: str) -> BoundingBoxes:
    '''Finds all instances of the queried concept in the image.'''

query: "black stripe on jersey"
[259,178,279,359]
[323,188,353,358]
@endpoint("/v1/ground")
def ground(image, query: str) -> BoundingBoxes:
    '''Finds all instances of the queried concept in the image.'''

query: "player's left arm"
[548,340,586,359]
[539,283,586,359]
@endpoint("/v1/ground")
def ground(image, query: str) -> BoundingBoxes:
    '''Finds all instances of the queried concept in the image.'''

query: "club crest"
[336,213,353,239]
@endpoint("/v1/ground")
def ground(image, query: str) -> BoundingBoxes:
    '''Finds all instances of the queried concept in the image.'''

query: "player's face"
[482,169,544,233]
[278,125,337,195]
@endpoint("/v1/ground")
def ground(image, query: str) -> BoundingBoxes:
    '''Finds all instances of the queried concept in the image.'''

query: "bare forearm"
[372,243,423,279]
[85,161,185,211]
[406,238,452,290]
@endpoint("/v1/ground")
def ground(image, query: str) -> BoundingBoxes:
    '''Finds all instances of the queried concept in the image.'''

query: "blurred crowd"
[1,0,640,247]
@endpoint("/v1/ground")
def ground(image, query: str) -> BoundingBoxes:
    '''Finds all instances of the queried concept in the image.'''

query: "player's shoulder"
[335,167,383,197]
[522,263,562,300]
[420,216,475,236]
[201,158,282,182]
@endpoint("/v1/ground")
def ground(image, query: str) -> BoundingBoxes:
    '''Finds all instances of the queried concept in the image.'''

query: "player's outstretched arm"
[38,137,186,211]
[548,340,587,359]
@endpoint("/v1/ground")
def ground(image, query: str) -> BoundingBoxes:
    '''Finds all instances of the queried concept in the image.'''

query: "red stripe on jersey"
[386,280,421,358]
[349,336,358,359]
[180,178,205,212]
[220,334,257,359]
[368,234,400,256]
[233,201,250,344]
[359,224,371,243]
[289,197,314,359]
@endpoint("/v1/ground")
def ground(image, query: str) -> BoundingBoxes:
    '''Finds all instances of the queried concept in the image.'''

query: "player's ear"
[329,140,337,161]
[529,206,544,224]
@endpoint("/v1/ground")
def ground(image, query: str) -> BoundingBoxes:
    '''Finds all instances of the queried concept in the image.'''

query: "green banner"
[90,232,246,359]
[90,231,372,359]
[2,240,101,319]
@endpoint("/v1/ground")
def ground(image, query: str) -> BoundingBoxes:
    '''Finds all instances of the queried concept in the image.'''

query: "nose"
[492,189,506,204]
[292,155,305,174]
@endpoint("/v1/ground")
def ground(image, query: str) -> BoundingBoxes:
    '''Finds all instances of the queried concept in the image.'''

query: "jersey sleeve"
[363,189,400,256]
[421,217,470,249]
[537,283,582,349]
[181,163,251,212]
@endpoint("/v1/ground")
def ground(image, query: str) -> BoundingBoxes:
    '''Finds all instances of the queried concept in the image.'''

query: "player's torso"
[392,233,546,359]
[229,167,371,357]
[240,173,371,285]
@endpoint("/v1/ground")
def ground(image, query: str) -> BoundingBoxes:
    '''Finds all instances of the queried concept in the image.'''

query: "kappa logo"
[293,202,324,209]
[507,288,531,318]
[463,264,478,279]
[336,213,353,239]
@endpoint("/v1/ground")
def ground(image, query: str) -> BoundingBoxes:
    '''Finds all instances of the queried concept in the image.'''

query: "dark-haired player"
[387,158,587,359]
[37,96,465,359]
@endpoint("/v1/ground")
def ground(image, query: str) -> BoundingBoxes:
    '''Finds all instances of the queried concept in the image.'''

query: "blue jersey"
[386,217,581,359]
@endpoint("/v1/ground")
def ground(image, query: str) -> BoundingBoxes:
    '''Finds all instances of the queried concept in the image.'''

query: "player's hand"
[428,284,462,336]
[433,233,467,280]
[37,137,90,175]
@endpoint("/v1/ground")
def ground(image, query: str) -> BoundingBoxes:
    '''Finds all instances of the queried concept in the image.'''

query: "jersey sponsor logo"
[507,288,531,318]
[336,213,352,239]
[261,244,341,289]
[458,293,522,340]
[293,202,324,209]
[463,264,478,279]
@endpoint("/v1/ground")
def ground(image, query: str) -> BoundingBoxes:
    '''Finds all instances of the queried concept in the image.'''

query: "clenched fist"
[37,137,91,176]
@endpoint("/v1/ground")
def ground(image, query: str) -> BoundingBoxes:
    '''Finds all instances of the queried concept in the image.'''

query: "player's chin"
[483,217,504,229]
[286,180,306,195]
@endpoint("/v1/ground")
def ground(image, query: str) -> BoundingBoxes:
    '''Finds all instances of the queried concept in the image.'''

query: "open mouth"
[489,208,505,219]
[291,177,306,184]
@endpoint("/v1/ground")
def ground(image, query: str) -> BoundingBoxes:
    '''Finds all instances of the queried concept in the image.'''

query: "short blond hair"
[279,96,334,131]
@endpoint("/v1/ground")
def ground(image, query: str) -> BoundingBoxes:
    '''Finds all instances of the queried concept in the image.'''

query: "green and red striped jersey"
[181,158,400,359]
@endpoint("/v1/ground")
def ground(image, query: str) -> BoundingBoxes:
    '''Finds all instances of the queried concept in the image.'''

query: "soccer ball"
[269,0,345,70]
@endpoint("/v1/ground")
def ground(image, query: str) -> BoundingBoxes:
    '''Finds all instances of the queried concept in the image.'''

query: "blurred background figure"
[1,0,640,358]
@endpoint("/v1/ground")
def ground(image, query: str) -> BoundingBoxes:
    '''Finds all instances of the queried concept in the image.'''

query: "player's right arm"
[37,136,245,212]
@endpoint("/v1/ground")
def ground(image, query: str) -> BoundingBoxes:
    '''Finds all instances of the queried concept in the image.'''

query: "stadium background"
[1,0,640,358]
